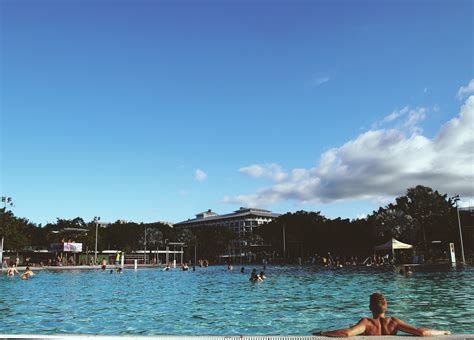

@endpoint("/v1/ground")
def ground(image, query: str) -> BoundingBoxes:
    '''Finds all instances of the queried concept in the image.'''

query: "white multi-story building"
[174,207,280,257]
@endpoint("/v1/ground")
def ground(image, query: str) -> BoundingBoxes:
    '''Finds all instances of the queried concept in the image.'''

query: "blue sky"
[1,0,473,225]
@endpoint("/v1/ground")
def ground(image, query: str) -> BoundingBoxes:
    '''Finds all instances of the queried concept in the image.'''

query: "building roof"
[174,207,281,226]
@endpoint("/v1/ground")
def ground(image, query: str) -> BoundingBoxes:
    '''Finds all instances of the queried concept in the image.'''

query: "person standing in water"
[7,264,19,277]
[115,251,121,267]
[315,293,450,337]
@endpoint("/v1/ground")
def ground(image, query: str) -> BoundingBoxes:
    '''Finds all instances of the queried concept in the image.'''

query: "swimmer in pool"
[315,293,450,337]
[249,269,262,282]
[7,264,19,277]
[21,266,35,280]
[400,266,413,276]
[249,272,262,282]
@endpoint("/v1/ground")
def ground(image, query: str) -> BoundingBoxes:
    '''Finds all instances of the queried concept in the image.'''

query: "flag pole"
[0,237,4,266]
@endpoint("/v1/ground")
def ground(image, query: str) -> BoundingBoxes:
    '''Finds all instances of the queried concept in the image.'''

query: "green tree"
[0,208,38,251]
[395,185,455,250]
[372,203,417,243]
[188,225,237,260]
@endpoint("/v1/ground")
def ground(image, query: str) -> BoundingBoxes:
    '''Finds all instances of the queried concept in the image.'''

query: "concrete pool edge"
[0,335,472,340]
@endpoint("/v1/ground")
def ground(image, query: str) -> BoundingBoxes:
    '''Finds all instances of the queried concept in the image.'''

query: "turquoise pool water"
[0,265,472,335]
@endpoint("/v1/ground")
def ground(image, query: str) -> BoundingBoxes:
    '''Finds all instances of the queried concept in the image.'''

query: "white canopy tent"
[374,238,414,261]
[374,238,414,251]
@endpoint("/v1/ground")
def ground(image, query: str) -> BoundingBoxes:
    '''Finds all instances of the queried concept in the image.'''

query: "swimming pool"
[0,265,472,335]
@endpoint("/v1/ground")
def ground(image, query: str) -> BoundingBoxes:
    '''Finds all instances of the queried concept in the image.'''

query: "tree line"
[257,186,471,261]
[1,185,471,262]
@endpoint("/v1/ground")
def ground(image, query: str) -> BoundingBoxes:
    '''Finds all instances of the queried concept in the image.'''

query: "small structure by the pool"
[374,238,414,262]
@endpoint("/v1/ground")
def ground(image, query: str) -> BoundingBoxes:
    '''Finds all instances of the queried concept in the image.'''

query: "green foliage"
[394,185,456,249]
[0,208,38,250]
[257,210,373,258]
[372,203,417,242]
[100,221,173,251]
[181,225,237,259]
[254,186,460,259]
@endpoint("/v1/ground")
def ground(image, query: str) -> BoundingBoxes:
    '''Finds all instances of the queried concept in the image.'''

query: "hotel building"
[174,207,281,258]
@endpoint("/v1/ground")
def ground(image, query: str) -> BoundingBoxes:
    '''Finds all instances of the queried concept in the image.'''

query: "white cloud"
[195,169,208,182]
[239,163,287,182]
[226,96,474,207]
[310,76,330,87]
[457,79,474,99]
[404,107,427,134]
[372,106,427,133]
[383,109,405,123]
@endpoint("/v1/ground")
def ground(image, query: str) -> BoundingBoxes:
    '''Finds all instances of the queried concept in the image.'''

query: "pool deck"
[1,264,162,272]
[0,335,472,340]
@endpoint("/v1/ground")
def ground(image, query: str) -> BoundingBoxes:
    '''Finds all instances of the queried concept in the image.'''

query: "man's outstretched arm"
[314,318,367,337]
[396,318,451,336]
[418,328,452,336]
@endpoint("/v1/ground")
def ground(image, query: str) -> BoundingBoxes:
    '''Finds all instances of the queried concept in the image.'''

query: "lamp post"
[452,195,466,264]
[94,216,100,265]
[0,195,10,266]
[282,223,286,260]
[144,227,147,264]
[194,238,197,267]
[0,237,4,268]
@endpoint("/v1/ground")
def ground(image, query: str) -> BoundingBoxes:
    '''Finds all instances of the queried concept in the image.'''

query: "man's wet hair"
[370,292,387,314]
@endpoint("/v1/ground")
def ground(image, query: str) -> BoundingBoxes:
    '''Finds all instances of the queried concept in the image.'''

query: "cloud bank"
[225,84,474,208]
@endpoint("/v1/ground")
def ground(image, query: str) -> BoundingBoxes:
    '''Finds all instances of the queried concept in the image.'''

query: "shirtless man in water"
[315,293,450,337]
[7,264,20,277]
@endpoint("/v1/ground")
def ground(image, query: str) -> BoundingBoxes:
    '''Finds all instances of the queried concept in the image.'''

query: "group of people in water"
[161,259,211,271]
[249,268,266,282]
[318,253,392,268]
[5,264,35,280]
[225,264,267,282]
[160,261,268,284]
[162,262,190,271]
